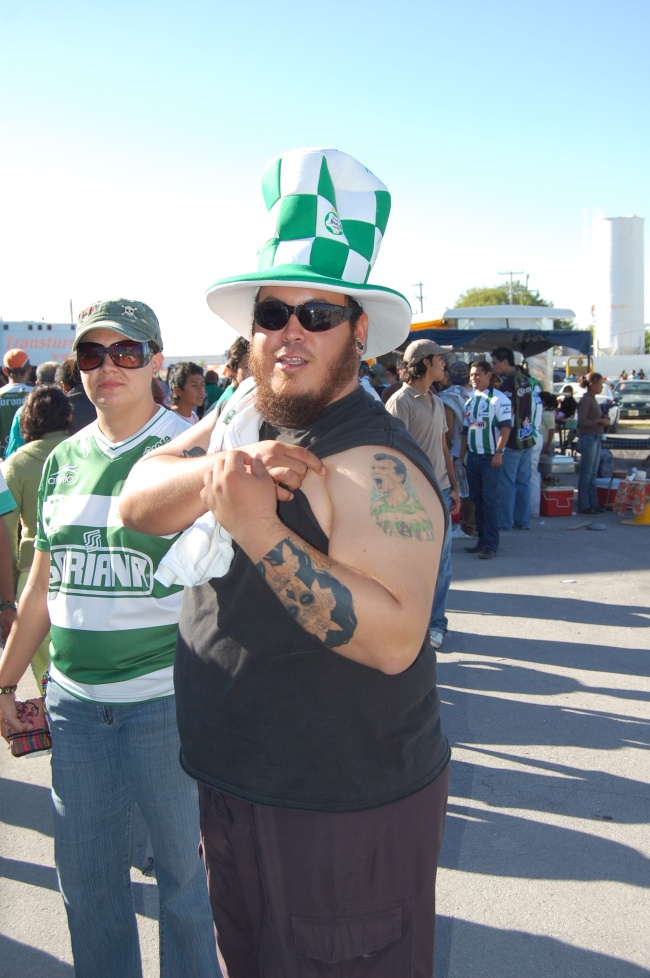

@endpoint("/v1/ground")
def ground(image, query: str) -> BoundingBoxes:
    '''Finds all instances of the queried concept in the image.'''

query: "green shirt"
[35,407,190,703]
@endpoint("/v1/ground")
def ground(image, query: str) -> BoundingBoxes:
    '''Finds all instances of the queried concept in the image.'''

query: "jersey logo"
[47,464,80,486]
[83,529,102,551]
[49,545,154,596]
[518,417,534,440]
[141,435,172,456]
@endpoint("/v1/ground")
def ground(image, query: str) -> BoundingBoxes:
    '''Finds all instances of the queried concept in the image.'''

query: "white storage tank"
[592,216,645,356]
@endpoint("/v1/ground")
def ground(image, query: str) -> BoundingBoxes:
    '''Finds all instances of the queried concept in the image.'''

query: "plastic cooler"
[596,477,622,509]
[540,486,574,517]
[538,455,576,478]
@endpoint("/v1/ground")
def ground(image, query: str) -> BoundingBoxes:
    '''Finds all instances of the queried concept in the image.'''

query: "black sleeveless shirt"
[175,388,450,811]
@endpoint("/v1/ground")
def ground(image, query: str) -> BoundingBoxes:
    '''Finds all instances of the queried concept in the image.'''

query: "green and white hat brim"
[206,266,411,360]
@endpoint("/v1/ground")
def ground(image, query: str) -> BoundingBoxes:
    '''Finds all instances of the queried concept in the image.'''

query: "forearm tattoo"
[257,538,356,648]
[370,453,434,541]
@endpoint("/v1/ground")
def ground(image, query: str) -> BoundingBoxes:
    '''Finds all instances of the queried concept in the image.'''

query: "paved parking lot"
[1,435,649,977]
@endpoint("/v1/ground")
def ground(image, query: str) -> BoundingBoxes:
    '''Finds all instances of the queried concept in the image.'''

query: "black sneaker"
[478,549,497,559]
[464,545,482,554]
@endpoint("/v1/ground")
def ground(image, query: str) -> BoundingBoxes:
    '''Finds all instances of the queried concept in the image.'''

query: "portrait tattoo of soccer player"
[370,453,435,541]
[257,537,357,648]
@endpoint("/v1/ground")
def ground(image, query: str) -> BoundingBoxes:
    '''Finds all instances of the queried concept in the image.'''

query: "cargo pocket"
[291,906,406,976]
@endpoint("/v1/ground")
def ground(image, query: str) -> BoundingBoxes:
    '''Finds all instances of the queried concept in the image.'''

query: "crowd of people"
[0,145,622,978]
[618,368,646,380]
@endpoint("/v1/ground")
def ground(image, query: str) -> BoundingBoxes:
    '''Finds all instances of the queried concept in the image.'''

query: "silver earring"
[355,339,366,355]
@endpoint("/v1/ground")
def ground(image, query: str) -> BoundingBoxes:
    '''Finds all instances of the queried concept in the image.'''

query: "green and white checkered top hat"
[205,148,411,359]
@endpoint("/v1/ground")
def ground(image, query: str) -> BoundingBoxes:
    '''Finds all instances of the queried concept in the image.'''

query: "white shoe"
[451,526,472,539]
[429,629,444,649]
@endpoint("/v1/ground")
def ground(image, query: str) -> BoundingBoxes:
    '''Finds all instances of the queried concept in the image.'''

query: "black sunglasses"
[76,340,153,372]
[253,300,357,333]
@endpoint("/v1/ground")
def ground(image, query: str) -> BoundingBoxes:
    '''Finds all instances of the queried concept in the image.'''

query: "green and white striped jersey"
[35,407,190,704]
[463,388,512,455]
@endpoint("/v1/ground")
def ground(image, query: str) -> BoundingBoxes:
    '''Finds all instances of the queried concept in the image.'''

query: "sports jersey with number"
[463,387,512,454]
[35,407,189,704]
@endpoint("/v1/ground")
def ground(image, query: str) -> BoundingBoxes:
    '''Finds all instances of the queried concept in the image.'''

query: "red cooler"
[540,486,574,517]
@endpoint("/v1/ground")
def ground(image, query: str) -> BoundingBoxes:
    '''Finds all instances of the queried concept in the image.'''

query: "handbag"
[7,696,52,757]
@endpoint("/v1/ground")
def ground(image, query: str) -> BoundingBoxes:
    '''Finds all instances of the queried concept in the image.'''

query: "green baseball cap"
[73,298,163,351]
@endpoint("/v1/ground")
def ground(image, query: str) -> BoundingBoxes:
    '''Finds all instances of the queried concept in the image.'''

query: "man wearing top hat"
[121,148,451,977]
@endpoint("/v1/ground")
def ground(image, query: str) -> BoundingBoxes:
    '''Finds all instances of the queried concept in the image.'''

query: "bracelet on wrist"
[0,684,18,695]
[0,601,16,612]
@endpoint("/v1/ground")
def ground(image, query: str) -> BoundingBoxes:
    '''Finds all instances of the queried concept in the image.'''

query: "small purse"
[7,696,52,757]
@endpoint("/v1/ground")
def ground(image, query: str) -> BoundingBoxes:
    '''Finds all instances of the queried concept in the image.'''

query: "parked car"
[612,381,650,422]
[552,382,620,433]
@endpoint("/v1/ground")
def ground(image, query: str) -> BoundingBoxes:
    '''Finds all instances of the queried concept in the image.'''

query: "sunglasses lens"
[77,344,105,370]
[110,342,146,368]
[299,303,347,331]
[253,301,290,331]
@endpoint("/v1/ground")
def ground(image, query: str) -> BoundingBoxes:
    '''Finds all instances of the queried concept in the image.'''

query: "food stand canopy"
[406,305,591,357]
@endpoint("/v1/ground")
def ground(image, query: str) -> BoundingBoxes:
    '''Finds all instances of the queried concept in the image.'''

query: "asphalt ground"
[1,432,649,977]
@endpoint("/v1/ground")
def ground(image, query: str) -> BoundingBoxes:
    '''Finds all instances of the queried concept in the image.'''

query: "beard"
[249,327,360,427]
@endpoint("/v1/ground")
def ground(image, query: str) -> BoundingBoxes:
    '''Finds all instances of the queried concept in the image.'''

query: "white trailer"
[0,321,76,365]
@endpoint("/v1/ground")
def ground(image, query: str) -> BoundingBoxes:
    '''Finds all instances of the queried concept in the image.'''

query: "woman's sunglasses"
[76,340,153,371]
[253,300,357,333]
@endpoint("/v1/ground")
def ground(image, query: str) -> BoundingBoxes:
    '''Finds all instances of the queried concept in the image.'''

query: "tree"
[454,282,552,308]
[454,282,574,328]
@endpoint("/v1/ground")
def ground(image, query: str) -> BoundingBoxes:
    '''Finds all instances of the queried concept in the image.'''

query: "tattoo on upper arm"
[257,538,356,648]
[370,453,435,541]
[180,446,207,458]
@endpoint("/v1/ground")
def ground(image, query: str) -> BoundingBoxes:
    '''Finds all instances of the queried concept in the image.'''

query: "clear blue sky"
[1,0,648,356]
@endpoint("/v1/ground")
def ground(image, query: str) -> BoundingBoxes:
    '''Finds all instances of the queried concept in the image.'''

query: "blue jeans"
[466,453,501,552]
[577,434,602,511]
[430,487,452,633]
[499,446,532,529]
[45,681,219,978]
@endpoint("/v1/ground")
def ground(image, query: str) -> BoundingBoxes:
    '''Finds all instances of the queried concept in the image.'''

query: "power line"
[412,282,425,314]
[498,270,524,304]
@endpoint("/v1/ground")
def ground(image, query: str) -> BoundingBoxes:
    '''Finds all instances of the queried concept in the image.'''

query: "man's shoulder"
[0,384,30,399]
[152,407,192,438]
[384,383,411,405]
[491,388,510,404]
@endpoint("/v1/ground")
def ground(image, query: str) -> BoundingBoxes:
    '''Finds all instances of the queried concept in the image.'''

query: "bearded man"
[121,148,450,978]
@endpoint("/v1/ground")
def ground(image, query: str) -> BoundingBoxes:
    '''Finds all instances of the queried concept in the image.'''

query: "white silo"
[592,216,645,356]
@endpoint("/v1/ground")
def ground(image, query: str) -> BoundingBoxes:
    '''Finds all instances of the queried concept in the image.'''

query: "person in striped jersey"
[460,360,512,559]
[0,299,219,978]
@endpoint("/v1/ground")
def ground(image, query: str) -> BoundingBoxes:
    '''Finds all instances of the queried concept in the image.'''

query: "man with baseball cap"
[121,148,451,977]
[0,298,219,978]
[385,338,460,651]
[0,349,33,458]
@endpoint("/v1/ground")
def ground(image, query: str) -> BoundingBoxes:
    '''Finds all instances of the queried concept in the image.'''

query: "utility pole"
[412,282,425,314]
[498,270,524,304]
